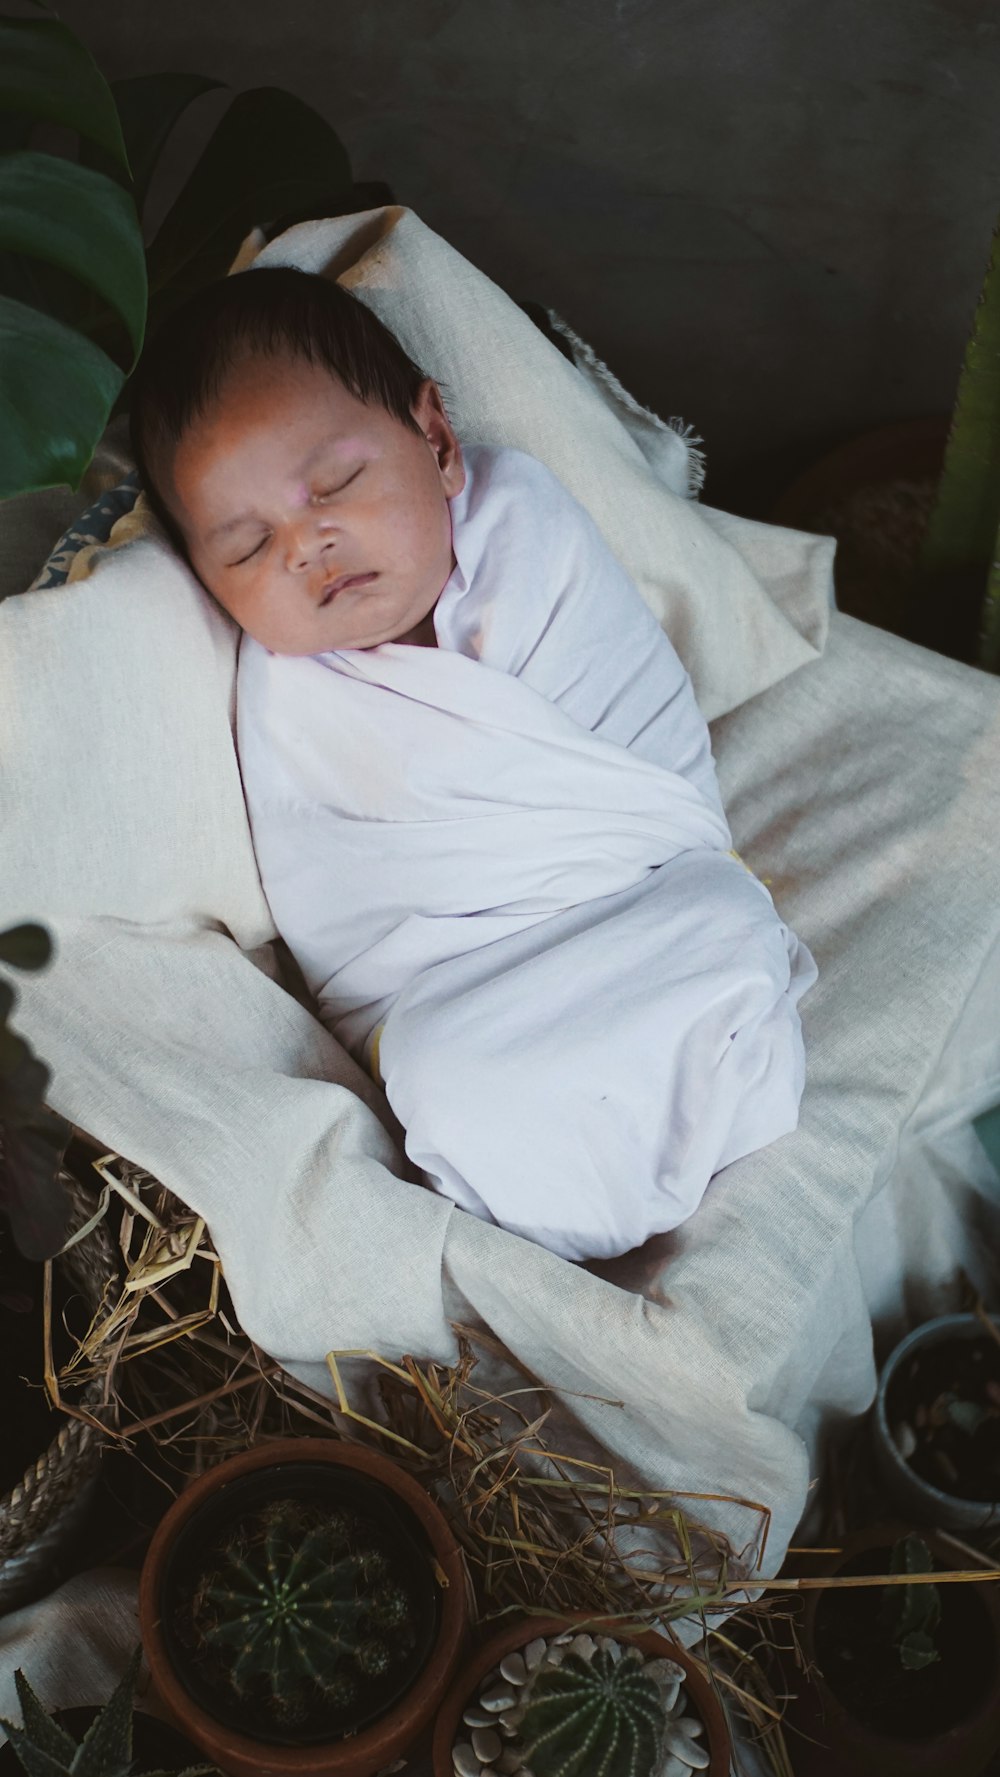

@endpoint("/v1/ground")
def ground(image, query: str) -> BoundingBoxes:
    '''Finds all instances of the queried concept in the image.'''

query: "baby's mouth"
[319,572,377,607]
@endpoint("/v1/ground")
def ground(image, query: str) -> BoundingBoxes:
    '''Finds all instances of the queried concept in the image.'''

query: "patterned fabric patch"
[29,472,143,590]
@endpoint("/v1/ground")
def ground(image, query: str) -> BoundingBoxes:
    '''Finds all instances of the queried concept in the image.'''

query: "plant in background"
[0,1646,210,1777]
[187,1498,418,1726]
[879,1533,942,1671]
[0,3,365,505]
[917,219,1000,672]
[516,1648,665,1777]
[0,921,71,1262]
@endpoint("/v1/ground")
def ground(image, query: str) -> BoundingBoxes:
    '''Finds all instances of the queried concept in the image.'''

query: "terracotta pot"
[431,1611,731,1777]
[782,1522,1000,1777]
[139,1438,470,1777]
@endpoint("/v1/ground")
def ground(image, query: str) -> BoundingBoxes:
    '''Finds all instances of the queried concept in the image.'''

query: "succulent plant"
[0,1646,209,1777]
[880,1533,942,1671]
[517,1647,664,1777]
[187,1496,416,1723]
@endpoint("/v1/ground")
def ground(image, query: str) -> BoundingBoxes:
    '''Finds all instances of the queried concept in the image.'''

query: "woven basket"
[0,1166,119,1612]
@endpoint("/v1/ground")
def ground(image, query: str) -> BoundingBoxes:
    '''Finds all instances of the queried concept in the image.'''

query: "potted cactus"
[779,1523,1000,1777]
[0,1646,208,1777]
[431,1612,731,1777]
[872,1313,1000,1533]
[138,1439,469,1777]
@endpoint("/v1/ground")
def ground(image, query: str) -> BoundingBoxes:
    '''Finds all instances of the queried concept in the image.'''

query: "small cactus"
[0,1646,209,1777]
[517,1647,664,1777]
[187,1497,416,1724]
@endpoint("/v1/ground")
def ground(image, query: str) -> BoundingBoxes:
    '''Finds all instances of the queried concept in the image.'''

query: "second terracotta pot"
[431,1610,731,1776]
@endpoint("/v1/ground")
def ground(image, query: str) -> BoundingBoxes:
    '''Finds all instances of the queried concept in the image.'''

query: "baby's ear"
[414,380,465,495]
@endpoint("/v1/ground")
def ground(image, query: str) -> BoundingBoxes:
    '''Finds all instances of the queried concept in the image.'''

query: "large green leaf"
[0,924,52,971]
[0,293,124,498]
[0,151,146,361]
[921,221,1000,575]
[81,73,224,217]
[145,86,352,306]
[0,15,128,170]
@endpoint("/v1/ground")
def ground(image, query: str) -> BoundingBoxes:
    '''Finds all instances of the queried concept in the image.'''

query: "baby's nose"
[285,520,335,573]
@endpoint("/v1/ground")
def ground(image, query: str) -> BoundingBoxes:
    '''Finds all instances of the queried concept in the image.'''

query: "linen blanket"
[238,446,817,1260]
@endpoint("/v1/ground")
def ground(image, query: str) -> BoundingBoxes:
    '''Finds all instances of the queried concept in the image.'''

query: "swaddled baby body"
[130,266,817,1262]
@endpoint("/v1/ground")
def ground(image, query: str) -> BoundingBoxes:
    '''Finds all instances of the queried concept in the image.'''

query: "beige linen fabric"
[250,207,832,720]
[2,211,997,1573]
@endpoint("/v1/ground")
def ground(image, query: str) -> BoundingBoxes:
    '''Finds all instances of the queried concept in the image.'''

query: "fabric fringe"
[544,310,707,500]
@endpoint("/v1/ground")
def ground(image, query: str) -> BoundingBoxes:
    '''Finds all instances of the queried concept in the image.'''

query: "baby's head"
[129,267,465,653]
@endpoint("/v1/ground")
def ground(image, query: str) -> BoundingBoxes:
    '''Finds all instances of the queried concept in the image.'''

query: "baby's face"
[162,350,466,653]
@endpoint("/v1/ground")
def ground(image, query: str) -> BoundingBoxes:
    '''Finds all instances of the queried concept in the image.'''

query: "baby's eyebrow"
[204,437,361,544]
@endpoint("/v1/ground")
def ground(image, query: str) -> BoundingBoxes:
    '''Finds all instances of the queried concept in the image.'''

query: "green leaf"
[900,1630,941,1670]
[0,16,128,170]
[0,1729,71,1777]
[107,73,224,218]
[0,1108,73,1262]
[921,219,1000,577]
[71,1647,141,1777]
[0,924,52,971]
[0,151,146,362]
[0,293,124,499]
[12,1671,77,1766]
[975,1102,1000,1172]
[144,86,352,305]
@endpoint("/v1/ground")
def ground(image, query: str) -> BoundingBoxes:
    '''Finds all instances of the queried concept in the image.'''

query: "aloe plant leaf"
[0,15,129,170]
[0,1729,70,1777]
[0,151,146,361]
[0,925,52,971]
[11,1672,77,1765]
[71,1646,141,1777]
[81,73,224,217]
[144,85,352,306]
[0,293,124,499]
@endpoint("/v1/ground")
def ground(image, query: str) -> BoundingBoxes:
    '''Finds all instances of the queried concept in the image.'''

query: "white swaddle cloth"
[237,445,817,1260]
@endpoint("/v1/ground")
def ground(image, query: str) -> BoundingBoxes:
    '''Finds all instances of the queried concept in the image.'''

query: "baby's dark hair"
[128,266,429,548]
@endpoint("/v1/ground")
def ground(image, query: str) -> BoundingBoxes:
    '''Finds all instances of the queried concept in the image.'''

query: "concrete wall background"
[54,0,1000,509]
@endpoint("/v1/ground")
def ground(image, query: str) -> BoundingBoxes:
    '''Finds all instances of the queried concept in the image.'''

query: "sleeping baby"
[129,265,817,1263]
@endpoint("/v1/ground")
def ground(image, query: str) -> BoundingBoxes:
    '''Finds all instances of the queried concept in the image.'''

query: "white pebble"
[542,1646,565,1667]
[496,1755,521,1777]
[595,1636,622,1662]
[472,1727,503,1763]
[662,1719,710,1770]
[452,1743,484,1777]
[524,1637,547,1670]
[464,1705,496,1729]
[500,1651,528,1686]
[552,1630,574,1644]
[480,1684,517,1712]
[566,1633,597,1663]
[499,1709,523,1733]
[892,1418,918,1461]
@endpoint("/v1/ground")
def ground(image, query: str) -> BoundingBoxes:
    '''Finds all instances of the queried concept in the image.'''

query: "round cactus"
[518,1647,664,1777]
[188,1496,416,1725]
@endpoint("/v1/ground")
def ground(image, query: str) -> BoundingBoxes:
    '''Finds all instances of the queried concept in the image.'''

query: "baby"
[130,266,816,1263]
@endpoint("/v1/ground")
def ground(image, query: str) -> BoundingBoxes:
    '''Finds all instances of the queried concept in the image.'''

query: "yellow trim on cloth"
[369,1022,386,1090]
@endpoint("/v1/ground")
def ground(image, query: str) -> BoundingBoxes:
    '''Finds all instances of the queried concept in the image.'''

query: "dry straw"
[42,1147,1000,1777]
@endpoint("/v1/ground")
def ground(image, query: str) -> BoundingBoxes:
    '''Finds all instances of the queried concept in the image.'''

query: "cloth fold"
[238,448,816,1258]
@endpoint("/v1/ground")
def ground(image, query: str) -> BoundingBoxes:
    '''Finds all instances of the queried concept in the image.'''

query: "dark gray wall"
[54,0,1000,508]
